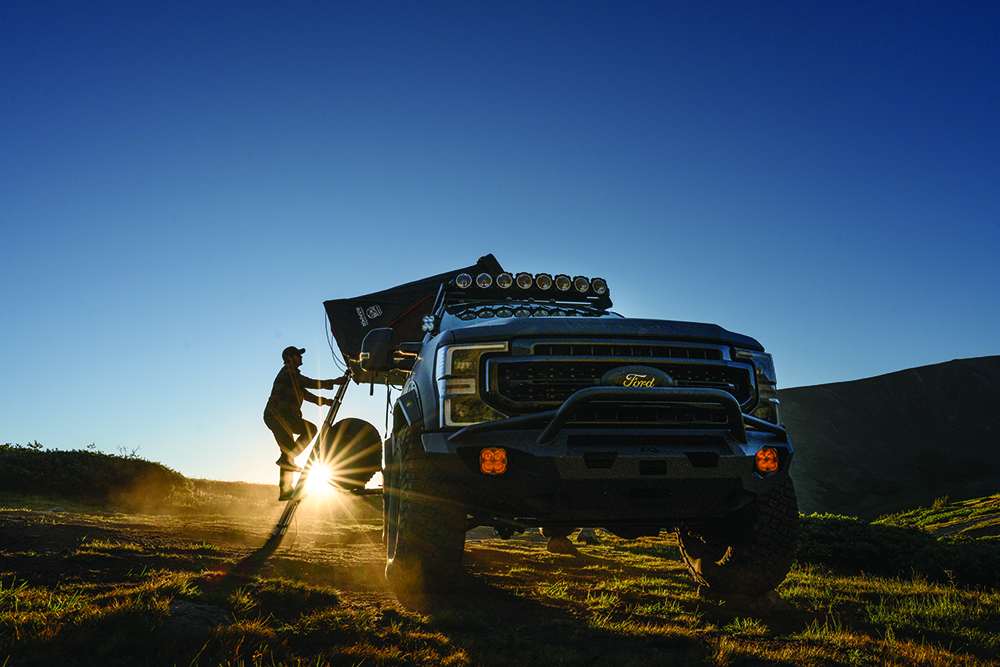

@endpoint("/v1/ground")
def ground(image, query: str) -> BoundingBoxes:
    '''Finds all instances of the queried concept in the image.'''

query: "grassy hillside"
[779,355,1000,518]
[877,493,1000,539]
[0,444,287,514]
[0,444,191,510]
[189,478,282,510]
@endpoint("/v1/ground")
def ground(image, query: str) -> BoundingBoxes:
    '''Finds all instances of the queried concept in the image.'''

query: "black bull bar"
[447,386,787,445]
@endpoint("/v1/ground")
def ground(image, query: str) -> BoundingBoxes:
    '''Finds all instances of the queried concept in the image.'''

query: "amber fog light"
[754,447,779,474]
[480,447,508,475]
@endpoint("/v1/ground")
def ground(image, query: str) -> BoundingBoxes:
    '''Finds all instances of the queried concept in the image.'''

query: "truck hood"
[439,316,764,351]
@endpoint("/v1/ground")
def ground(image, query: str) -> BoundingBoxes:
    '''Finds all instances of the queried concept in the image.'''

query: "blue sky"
[3,1,998,485]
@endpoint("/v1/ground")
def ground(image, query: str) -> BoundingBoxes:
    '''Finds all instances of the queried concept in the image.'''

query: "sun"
[304,462,334,495]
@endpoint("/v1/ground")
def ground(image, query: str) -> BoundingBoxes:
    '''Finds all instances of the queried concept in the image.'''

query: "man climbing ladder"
[268,366,383,543]
[263,346,349,500]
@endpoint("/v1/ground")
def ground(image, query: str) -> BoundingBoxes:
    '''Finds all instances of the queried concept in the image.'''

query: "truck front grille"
[484,340,755,425]
[495,362,744,402]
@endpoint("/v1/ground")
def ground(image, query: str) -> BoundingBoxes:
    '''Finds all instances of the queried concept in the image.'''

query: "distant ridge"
[779,355,1000,519]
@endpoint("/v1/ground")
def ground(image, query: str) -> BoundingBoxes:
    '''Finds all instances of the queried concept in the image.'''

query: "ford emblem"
[601,365,676,388]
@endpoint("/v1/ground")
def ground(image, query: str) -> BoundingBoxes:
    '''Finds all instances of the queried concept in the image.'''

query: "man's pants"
[264,412,317,458]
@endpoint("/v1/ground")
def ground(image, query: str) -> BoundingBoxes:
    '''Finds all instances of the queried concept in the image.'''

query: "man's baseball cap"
[282,346,306,361]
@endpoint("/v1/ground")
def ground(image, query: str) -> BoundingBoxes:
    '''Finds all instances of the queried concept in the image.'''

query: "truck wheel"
[384,427,467,591]
[677,478,799,598]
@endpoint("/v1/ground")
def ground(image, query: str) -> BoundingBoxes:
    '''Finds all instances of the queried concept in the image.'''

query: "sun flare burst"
[304,462,334,494]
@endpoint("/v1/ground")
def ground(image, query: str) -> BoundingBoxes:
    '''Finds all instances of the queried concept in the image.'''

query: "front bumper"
[419,387,793,526]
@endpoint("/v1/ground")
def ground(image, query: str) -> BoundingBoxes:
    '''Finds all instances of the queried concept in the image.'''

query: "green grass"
[4,524,1000,666]
[876,493,1000,538]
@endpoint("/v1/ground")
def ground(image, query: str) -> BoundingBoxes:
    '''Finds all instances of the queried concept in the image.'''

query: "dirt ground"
[0,493,641,612]
[2,494,385,594]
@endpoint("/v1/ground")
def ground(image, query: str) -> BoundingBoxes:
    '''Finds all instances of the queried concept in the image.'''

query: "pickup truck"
[324,255,798,597]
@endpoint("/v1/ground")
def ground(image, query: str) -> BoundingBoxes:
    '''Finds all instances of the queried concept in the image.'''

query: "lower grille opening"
[685,451,720,468]
[639,460,668,475]
[568,434,729,450]
[629,487,673,498]
[571,404,730,426]
[583,452,617,469]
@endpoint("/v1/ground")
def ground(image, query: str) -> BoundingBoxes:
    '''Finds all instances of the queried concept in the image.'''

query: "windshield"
[440,301,620,331]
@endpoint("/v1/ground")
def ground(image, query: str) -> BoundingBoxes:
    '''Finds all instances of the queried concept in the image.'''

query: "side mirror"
[359,328,393,373]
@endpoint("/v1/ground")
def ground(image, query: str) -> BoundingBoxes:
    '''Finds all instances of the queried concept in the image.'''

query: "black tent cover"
[324,254,504,360]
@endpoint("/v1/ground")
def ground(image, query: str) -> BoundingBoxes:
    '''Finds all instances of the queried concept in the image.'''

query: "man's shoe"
[276,455,302,472]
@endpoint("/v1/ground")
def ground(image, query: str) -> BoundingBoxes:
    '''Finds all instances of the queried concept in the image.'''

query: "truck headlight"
[436,342,509,427]
[736,349,781,425]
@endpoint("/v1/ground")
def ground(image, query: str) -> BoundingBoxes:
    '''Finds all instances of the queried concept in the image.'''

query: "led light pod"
[754,447,780,474]
[496,272,514,288]
[535,273,553,290]
[554,274,572,291]
[476,273,493,288]
[591,277,607,295]
[573,276,590,293]
[516,272,534,289]
[455,273,473,289]
[480,447,507,475]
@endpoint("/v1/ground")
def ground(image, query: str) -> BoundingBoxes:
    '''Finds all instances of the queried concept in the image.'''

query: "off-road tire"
[677,478,799,597]
[384,427,467,591]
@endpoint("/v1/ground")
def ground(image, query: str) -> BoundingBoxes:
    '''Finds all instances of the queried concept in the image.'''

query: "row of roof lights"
[454,272,607,295]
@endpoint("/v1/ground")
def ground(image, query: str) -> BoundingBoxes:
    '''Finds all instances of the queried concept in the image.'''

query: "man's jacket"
[264,366,328,421]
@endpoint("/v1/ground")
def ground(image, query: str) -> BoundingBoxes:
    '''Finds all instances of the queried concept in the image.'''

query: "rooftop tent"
[324,254,504,366]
